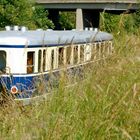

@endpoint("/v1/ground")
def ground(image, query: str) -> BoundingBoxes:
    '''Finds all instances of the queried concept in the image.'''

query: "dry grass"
[0,30,140,140]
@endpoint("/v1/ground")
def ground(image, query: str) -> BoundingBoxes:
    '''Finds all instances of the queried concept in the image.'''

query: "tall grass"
[1,26,140,140]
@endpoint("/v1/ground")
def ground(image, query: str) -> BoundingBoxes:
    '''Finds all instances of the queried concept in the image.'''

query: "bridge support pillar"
[76,8,84,30]
[48,10,61,30]
[76,9,100,30]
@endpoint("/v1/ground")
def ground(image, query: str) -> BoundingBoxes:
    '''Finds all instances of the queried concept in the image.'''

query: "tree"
[0,0,54,29]
[130,10,140,32]
[59,12,76,30]
[100,12,122,33]
[33,6,54,29]
[100,11,140,34]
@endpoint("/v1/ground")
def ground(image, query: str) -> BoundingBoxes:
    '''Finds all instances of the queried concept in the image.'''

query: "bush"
[100,11,140,34]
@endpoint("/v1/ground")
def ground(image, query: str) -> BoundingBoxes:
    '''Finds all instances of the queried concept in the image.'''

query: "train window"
[58,47,64,67]
[0,51,6,73]
[101,42,105,58]
[66,46,71,65]
[51,50,54,69]
[38,50,42,72]
[27,52,35,74]
[108,41,113,54]
[43,50,46,71]
[73,45,78,64]
[96,43,101,59]
[85,44,91,61]
[105,41,111,56]
[99,42,102,59]
[80,45,84,62]
[91,43,97,60]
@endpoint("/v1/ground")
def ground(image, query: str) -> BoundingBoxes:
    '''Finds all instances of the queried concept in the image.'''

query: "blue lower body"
[0,73,57,99]
[0,66,84,99]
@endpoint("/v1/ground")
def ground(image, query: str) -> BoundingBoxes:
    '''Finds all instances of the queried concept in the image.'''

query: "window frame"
[27,51,35,74]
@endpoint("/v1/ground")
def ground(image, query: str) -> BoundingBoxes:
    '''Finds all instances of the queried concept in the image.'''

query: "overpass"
[36,0,140,30]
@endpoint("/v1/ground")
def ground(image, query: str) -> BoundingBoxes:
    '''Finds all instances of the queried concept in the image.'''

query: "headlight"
[11,86,18,94]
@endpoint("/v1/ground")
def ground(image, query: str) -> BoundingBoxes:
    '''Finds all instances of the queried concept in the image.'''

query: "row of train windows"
[27,41,112,74]
[0,41,112,74]
[57,45,84,67]
[27,45,85,74]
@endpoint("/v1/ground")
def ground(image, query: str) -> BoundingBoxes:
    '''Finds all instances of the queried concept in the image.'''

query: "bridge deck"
[37,0,139,10]
[36,0,139,30]
[37,0,138,4]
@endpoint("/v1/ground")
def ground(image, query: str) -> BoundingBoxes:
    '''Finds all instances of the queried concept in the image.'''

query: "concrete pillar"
[76,9,100,30]
[48,10,61,30]
[76,8,84,30]
[83,10,100,29]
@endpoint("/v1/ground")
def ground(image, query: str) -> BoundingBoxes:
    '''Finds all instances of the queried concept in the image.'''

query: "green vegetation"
[58,11,140,32]
[59,12,76,30]
[100,12,140,33]
[0,0,54,29]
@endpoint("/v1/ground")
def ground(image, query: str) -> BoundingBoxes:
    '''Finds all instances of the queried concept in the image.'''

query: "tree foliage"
[100,13,121,32]
[33,6,54,29]
[0,0,54,29]
[131,10,140,30]
[100,11,140,33]
[58,11,140,33]
[59,12,76,30]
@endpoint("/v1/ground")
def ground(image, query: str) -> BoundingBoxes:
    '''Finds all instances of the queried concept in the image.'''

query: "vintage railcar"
[0,26,113,102]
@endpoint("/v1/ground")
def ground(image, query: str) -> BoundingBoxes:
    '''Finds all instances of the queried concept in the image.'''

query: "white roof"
[0,30,113,46]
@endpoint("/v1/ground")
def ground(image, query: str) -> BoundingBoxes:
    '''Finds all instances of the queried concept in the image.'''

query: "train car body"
[0,27,113,101]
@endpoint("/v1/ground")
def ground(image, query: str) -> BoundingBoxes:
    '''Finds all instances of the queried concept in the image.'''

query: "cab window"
[0,51,6,73]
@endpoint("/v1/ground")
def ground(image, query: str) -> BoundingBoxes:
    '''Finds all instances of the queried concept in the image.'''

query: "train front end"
[0,49,36,101]
[0,31,37,102]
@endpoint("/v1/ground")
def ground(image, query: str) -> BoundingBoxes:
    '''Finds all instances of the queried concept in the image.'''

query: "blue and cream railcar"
[0,28,113,100]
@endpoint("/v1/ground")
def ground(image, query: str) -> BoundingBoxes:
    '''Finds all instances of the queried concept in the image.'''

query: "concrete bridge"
[36,0,139,30]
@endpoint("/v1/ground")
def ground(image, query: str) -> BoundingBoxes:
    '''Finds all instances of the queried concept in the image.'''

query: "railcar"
[0,26,113,102]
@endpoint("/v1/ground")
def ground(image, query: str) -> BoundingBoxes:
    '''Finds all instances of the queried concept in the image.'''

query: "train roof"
[0,30,113,46]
